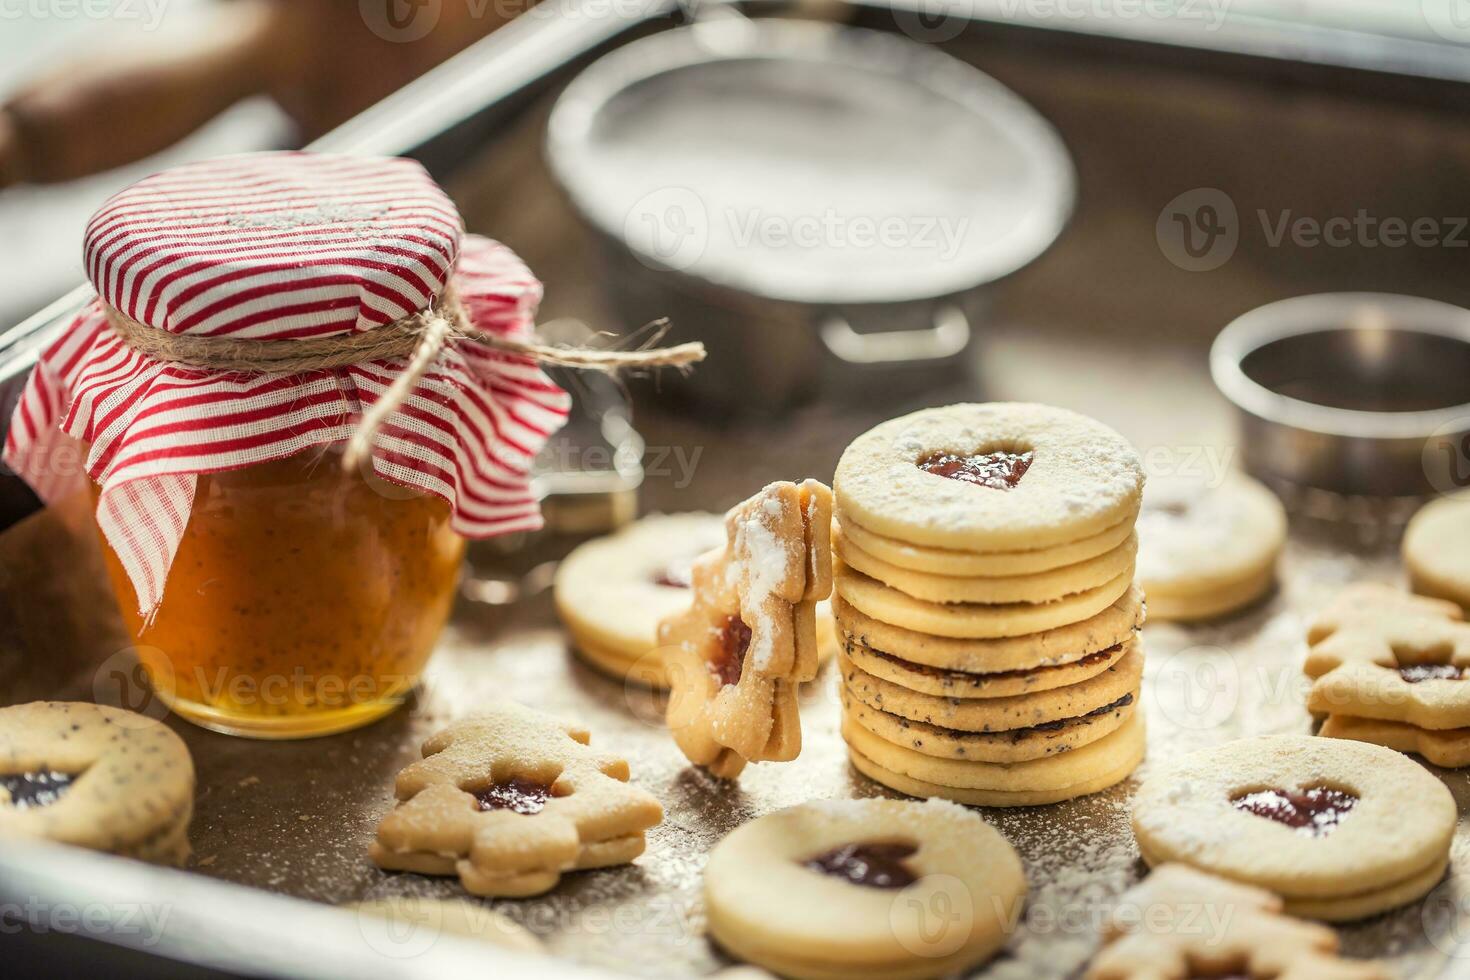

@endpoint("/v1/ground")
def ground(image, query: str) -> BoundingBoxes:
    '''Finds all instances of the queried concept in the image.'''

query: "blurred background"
[2,0,1468,329]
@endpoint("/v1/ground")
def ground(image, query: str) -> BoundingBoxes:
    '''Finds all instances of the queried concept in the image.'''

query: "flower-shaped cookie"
[661,480,833,779]
[370,702,663,897]
[1305,585,1470,729]
[1086,864,1388,980]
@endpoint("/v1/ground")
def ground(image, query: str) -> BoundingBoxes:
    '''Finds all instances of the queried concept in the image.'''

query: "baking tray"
[6,1,1470,976]
[4,370,1466,979]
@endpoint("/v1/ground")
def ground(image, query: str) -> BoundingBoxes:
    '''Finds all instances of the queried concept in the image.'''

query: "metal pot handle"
[819,304,971,365]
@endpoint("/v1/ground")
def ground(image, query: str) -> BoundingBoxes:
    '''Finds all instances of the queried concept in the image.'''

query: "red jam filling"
[0,771,76,810]
[709,615,751,688]
[916,450,1034,490]
[474,777,552,815]
[1230,786,1357,836]
[805,842,919,889]
[1398,664,1463,683]
[652,558,695,589]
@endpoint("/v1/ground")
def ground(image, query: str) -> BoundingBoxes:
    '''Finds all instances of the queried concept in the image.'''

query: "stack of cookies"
[831,403,1148,806]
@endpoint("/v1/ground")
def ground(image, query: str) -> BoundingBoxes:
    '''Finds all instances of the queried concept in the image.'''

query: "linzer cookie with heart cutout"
[1131,734,1455,921]
[831,404,1148,805]
[0,702,195,865]
[659,480,834,779]
[370,702,663,897]
[703,798,1026,979]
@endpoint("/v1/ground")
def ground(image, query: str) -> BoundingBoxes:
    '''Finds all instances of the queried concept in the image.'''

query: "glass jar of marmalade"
[92,448,465,738]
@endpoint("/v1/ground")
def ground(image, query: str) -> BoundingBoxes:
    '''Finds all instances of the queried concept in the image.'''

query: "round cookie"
[835,559,1133,639]
[1404,492,1470,612]
[554,512,727,660]
[841,642,1142,732]
[703,798,1026,980]
[353,898,543,954]
[833,403,1144,553]
[1143,565,1276,623]
[845,711,1146,806]
[1135,473,1285,622]
[557,513,839,688]
[841,633,1128,699]
[832,586,1144,673]
[841,687,1134,763]
[1132,735,1455,915]
[0,701,195,861]
[836,523,1138,605]
[835,509,1136,578]
[567,631,668,688]
[574,602,840,690]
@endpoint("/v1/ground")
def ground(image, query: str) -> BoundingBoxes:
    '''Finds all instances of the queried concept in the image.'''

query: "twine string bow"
[102,286,705,471]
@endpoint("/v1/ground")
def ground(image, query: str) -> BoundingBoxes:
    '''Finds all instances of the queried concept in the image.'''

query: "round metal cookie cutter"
[1211,292,1470,502]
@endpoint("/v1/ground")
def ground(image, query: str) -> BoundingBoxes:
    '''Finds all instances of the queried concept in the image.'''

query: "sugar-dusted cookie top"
[1404,492,1470,611]
[660,480,833,779]
[703,798,1024,973]
[834,403,1143,552]
[553,512,727,658]
[1136,472,1286,595]
[371,702,662,897]
[1306,585,1470,729]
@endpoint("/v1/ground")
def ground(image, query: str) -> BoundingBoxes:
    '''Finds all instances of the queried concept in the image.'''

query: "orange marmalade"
[93,449,464,738]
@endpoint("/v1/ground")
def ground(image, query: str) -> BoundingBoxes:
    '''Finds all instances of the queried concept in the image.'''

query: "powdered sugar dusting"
[729,495,792,672]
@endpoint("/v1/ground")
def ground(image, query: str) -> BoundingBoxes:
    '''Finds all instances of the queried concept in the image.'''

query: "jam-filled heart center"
[708,615,751,688]
[1230,785,1357,837]
[1398,664,1464,683]
[474,777,553,815]
[916,450,1034,490]
[804,841,919,889]
[0,770,78,810]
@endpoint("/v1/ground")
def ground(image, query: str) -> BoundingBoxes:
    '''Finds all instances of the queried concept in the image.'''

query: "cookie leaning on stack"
[832,403,1148,806]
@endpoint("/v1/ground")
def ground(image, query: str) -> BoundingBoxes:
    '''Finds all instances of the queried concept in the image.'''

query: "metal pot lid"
[547,19,1076,306]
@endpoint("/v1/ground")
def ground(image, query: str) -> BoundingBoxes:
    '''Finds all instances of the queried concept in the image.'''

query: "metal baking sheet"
[7,7,1470,976]
[2,390,1464,979]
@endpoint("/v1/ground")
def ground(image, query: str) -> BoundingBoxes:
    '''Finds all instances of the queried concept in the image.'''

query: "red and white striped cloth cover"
[4,152,571,615]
